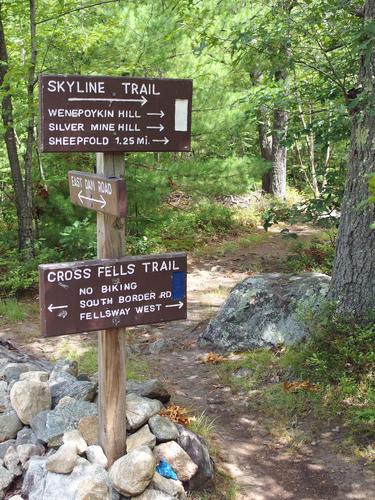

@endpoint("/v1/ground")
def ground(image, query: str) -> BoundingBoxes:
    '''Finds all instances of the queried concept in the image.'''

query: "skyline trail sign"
[39,252,187,337]
[39,74,193,153]
[68,171,127,217]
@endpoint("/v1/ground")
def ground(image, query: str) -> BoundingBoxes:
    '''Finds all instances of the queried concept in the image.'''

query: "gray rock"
[0,440,16,459]
[63,430,87,454]
[151,472,186,499]
[148,340,172,355]
[49,370,96,408]
[126,394,162,431]
[127,424,156,452]
[85,445,108,468]
[8,495,24,500]
[199,273,330,351]
[23,456,114,500]
[3,363,38,383]
[46,443,78,474]
[10,380,51,424]
[127,380,170,405]
[16,427,40,446]
[30,399,98,447]
[17,443,44,466]
[109,445,155,496]
[20,371,49,382]
[4,445,22,476]
[233,367,253,378]
[0,413,23,442]
[51,359,78,378]
[148,416,178,443]
[0,463,13,490]
[0,341,52,373]
[176,425,214,491]
[0,381,9,413]
[135,490,174,500]
[154,441,198,482]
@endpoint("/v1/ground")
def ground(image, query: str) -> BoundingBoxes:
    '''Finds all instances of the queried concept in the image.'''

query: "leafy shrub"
[284,236,336,274]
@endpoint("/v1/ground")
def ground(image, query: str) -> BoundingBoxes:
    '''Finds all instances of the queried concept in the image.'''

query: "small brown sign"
[39,74,192,153]
[68,171,127,217]
[39,252,187,337]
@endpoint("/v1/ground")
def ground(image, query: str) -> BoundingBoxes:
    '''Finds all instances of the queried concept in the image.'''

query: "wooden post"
[96,152,126,466]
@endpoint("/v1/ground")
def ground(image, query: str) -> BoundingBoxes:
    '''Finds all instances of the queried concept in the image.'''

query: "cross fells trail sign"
[39,252,187,337]
[39,74,193,152]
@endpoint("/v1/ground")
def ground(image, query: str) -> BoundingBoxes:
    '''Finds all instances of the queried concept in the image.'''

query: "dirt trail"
[1,226,374,499]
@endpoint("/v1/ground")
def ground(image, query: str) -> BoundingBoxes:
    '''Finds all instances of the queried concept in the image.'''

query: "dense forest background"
[0,0,371,297]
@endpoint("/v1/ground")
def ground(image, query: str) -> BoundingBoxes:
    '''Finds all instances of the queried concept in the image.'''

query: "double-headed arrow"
[78,191,106,209]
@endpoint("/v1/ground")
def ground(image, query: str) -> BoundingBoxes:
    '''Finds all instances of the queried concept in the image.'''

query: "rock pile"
[0,348,214,499]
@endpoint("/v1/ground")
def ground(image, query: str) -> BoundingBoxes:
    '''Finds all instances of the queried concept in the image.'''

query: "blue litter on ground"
[156,458,178,480]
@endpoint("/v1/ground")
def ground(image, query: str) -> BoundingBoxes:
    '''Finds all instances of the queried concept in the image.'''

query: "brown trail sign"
[39,252,187,337]
[68,171,127,217]
[39,74,192,152]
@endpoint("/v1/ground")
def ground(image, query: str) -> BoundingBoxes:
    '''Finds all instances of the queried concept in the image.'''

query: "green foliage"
[0,299,28,322]
[284,236,336,274]
[219,304,375,456]
[59,218,96,260]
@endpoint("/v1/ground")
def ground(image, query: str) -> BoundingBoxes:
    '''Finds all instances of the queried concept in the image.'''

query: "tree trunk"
[258,104,273,193]
[0,5,34,254]
[328,0,375,317]
[271,105,288,199]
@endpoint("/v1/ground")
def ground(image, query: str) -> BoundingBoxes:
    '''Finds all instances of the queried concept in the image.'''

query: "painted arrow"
[147,110,165,118]
[146,124,164,132]
[68,95,148,106]
[48,304,68,313]
[152,137,169,145]
[165,301,184,309]
[78,191,106,209]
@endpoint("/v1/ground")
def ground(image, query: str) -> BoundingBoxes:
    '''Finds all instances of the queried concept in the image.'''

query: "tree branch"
[36,0,123,25]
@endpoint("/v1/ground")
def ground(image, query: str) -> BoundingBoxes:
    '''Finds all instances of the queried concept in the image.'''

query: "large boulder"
[154,441,198,482]
[199,273,330,351]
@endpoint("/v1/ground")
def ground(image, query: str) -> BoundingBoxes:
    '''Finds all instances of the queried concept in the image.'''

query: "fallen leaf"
[283,380,319,393]
[160,404,194,426]
[199,352,226,364]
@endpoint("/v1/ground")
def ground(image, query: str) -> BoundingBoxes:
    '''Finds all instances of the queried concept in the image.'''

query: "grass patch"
[0,299,32,323]
[188,410,217,443]
[282,232,336,275]
[57,341,149,380]
[217,305,375,461]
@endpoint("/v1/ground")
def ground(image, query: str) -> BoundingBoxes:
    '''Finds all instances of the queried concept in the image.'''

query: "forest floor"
[1,224,374,499]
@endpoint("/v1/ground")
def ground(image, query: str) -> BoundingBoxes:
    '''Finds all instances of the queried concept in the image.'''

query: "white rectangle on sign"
[175,99,188,131]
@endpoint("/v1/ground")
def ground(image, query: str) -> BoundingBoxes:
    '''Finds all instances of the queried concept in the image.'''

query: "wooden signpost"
[38,73,192,466]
